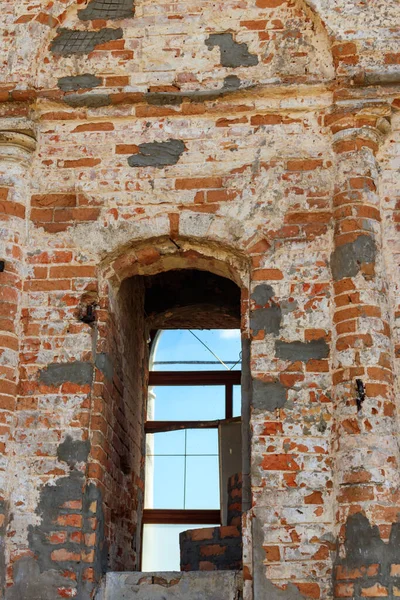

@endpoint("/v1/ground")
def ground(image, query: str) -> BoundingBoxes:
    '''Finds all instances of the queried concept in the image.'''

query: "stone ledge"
[95,570,243,600]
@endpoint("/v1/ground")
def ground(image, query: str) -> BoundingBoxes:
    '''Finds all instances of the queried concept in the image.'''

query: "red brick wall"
[180,525,242,572]
[0,1,399,599]
[90,276,148,571]
[227,473,242,527]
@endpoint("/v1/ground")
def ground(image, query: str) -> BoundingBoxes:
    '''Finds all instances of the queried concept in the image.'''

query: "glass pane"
[186,429,218,455]
[185,456,220,509]
[152,329,242,371]
[145,456,185,509]
[147,431,186,456]
[142,523,215,571]
[233,385,241,417]
[153,386,225,421]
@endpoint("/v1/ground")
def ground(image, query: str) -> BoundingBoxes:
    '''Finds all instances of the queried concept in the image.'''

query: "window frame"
[142,369,241,565]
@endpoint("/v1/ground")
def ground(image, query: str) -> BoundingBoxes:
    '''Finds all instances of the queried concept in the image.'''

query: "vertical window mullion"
[225,383,233,419]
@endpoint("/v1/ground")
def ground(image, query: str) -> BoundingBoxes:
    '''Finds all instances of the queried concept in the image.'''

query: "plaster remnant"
[253,514,306,599]
[50,28,123,56]
[57,435,90,468]
[95,353,114,381]
[275,339,329,361]
[64,93,111,108]
[38,361,93,386]
[252,379,287,412]
[205,33,259,68]
[251,284,274,306]
[330,234,377,281]
[127,139,185,168]
[250,305,282,336]
[57,74,102,92]
[79,0,135,21]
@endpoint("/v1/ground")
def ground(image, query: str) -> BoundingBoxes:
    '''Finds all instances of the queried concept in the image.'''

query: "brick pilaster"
[0,128,36,592]
[328,107,400,598]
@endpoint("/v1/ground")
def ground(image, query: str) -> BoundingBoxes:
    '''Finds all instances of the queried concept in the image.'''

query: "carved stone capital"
[0,129,36,164]
[328,103,392,152]
[332,123,388,147]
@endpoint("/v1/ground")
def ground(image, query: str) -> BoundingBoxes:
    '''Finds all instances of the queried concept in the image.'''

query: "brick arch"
[102,235,250,290]
[86,231,252,585]
[24,0,335,92]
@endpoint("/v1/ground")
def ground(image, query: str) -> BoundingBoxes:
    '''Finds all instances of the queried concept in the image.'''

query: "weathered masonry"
[1,0,400,598]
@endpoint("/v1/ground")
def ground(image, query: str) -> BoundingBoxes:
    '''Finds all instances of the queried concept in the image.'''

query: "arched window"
[142,329,242,571]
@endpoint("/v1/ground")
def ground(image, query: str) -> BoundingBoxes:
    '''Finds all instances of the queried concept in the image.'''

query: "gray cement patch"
[95,353,114,381]
[64,93,111,108]
[333,512,400,595]
[205,33,259,68]
[79,0,134,21]
[330,234,376,281]
[342,512,396,567]
[275,339,329,361]
[39,361,93,386]
[8,442,106,600]
[57,74,102,92]
[251,284,275,306]
[51,28,123,56]
[250,305,282,336]
[57,435,90,467]
[128,139,185,168]
[5,557,71,600]
[252,379,287,411]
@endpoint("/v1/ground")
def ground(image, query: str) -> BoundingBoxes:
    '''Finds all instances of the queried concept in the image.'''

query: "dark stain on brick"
[205,33,259,68]
[57,74,102,92]
[252,379,287,412]
[79,0,134,21]
[275,339,329,361]
[50,27,123,56]
[128,139,185,168]
[38,361,93,387]
[331,234,376,281]
[64,93,111,108]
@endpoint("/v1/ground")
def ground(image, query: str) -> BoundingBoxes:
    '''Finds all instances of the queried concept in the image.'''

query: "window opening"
[142,329,242,572]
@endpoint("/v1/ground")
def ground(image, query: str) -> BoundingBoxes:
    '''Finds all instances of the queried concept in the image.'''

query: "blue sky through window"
[152,329,242,371]
[143,329,241,571]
